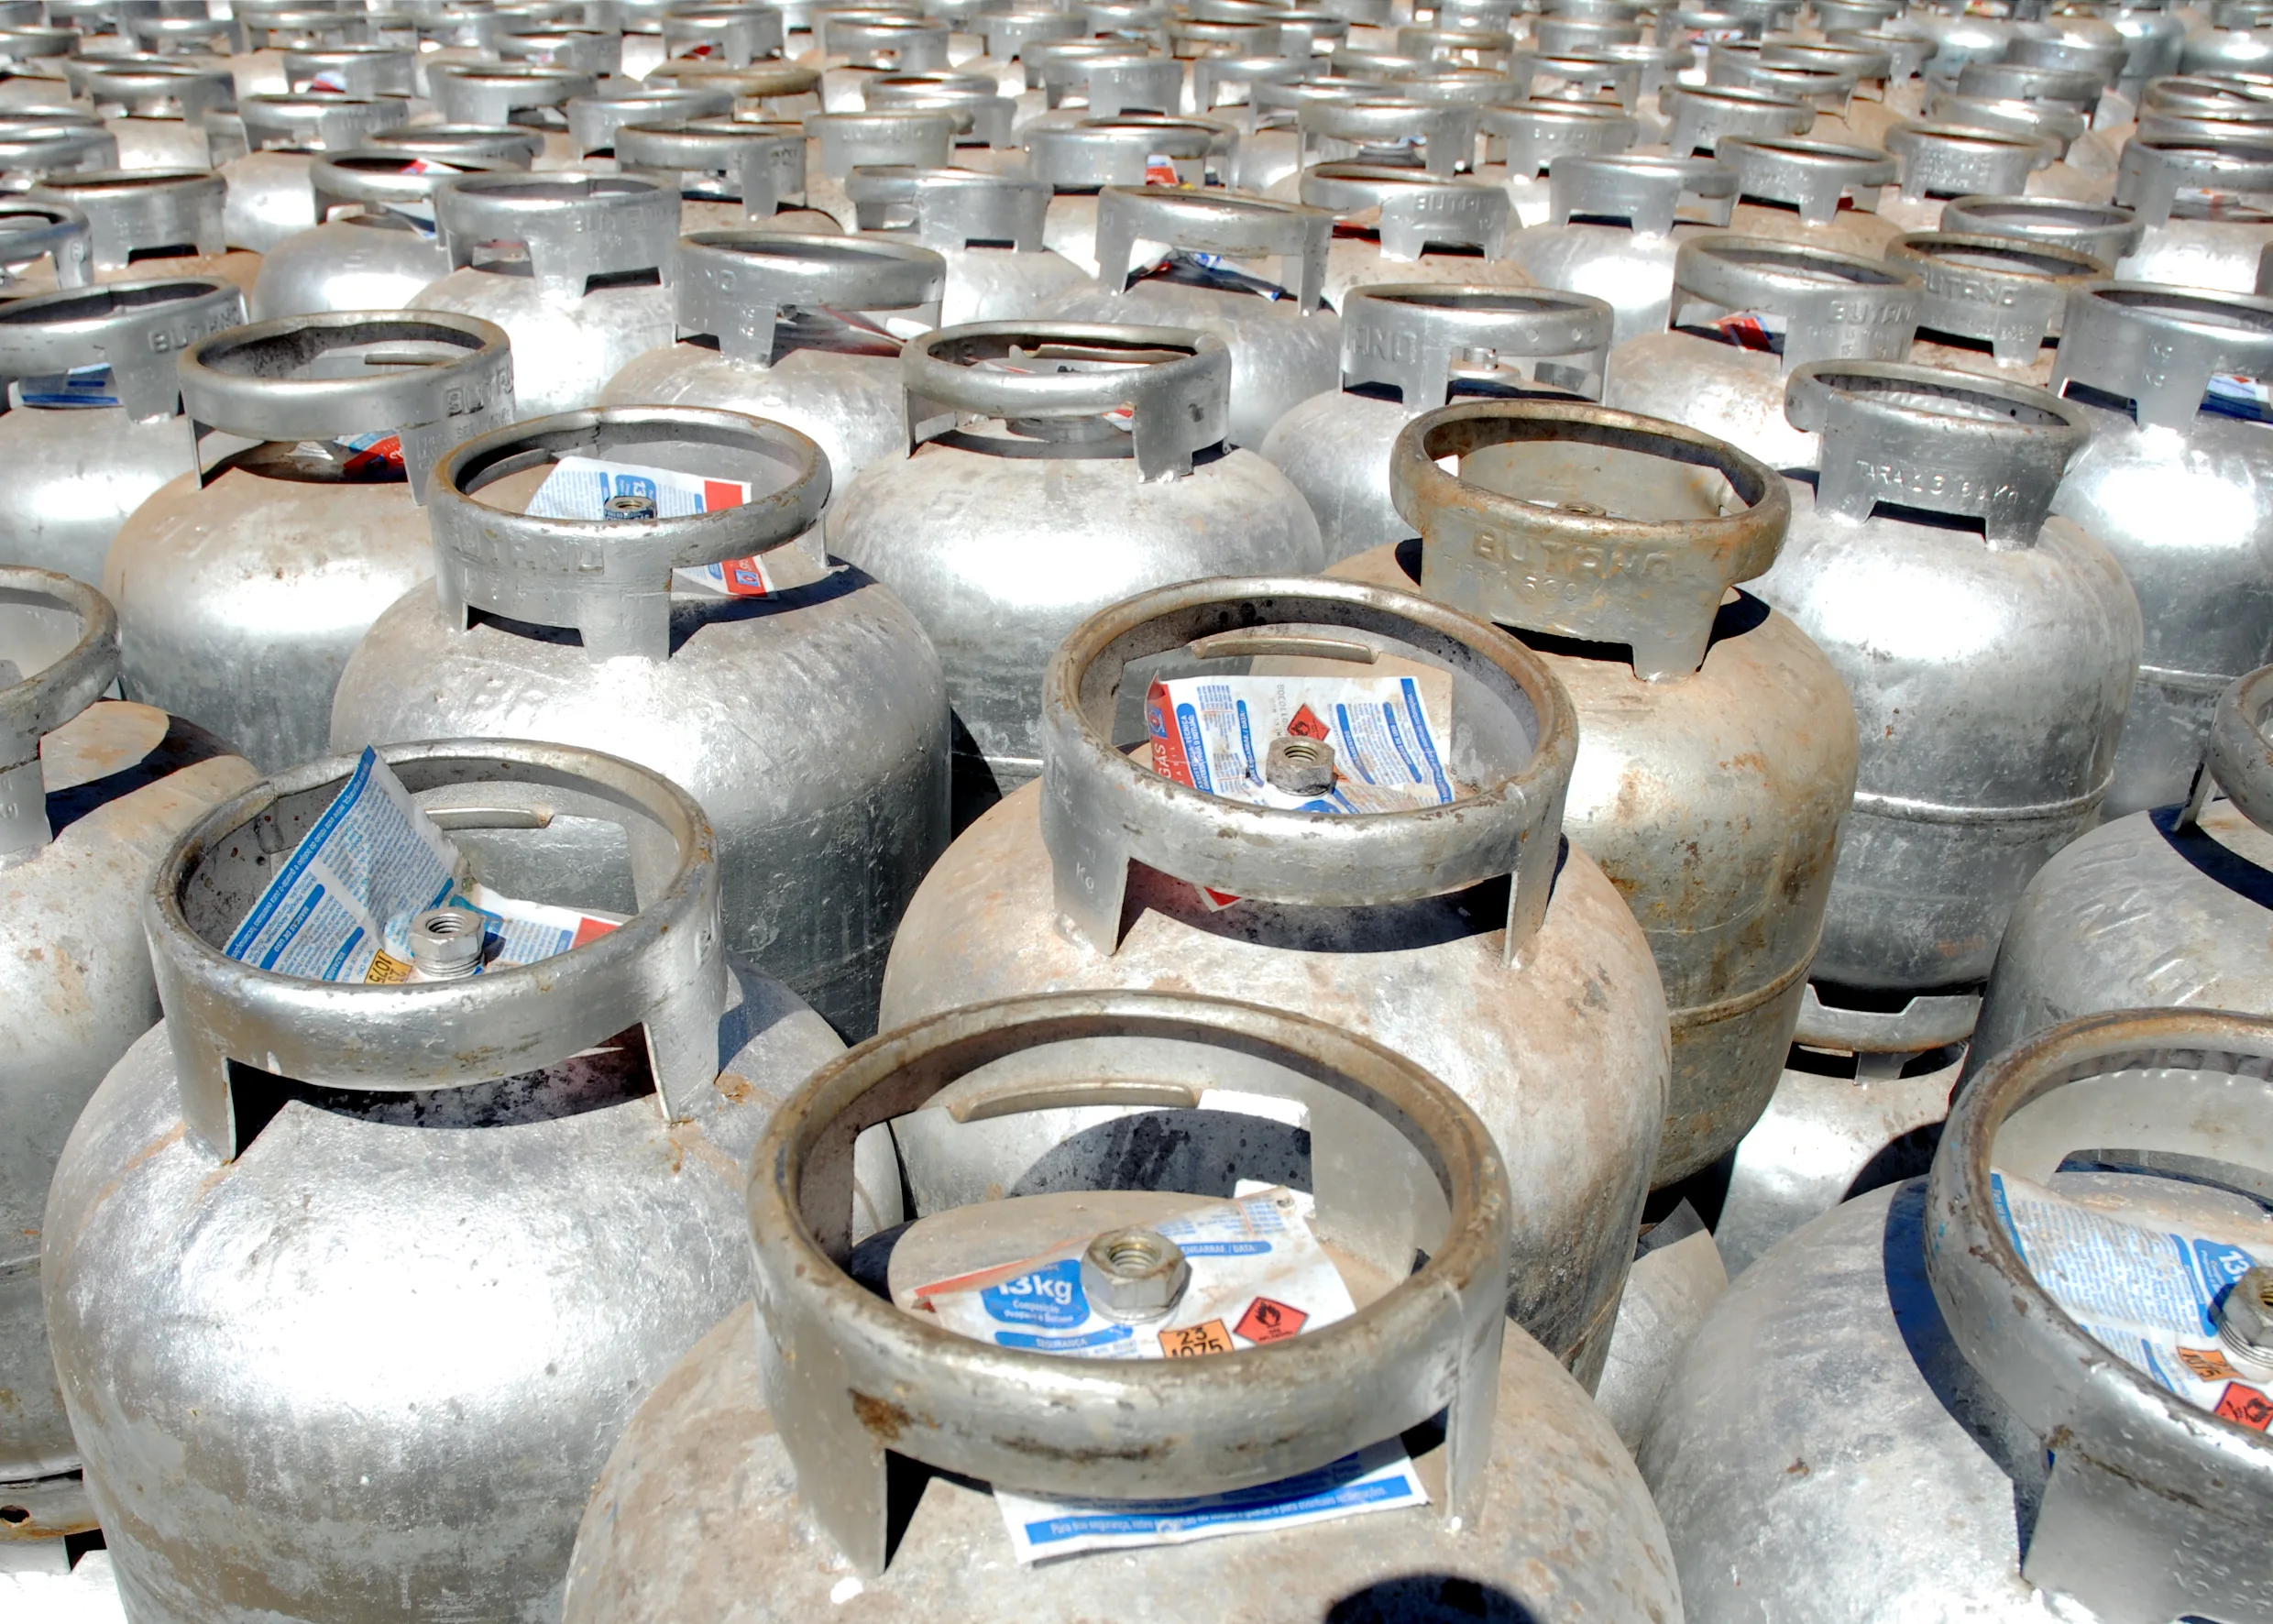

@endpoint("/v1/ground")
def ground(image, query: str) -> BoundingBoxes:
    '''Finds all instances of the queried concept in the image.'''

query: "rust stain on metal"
[851,1390,914,1443]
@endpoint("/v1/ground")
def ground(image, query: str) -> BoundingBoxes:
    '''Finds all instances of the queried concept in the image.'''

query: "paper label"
[1144,151,1180,185]
[225,746,619,983]
[525,455,773,597]
[16,361,120,409]
[920,1187,1430,1560]
[1135,249,1287,301]
[1992,1170,2272,1429]
[1709,308,1787,353]
[309,68,347,92]
[2204,371,2273,425]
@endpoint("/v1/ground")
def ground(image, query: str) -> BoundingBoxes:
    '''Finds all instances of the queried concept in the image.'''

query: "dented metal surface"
[42,739,845,1623]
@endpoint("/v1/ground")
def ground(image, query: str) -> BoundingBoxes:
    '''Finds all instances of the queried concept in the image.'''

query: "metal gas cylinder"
[1261,282,1614,561]
[657,2,785,70]
[862,71,1024,175]
[846,165,1087,322]
[803,107,956,226]
[1662,81,1817,157]
[1718,134,1905,254]
[1938,187,2147,264]
[1043,186,1342,446]
[1501,152,1740,346]
[331,405,949,1038]
[612,116,827,234]
[104,309,514,769]
[600,231,945,496]
[211,93,410,253]
[1475,98,1640,227]
[1877,118,2057,231]
[2110,131,2273,291]
[1023,113,1225,275]
[67,58,230,169]
[0,120,116,185]
[249,148,515,319]
[1889,227,2108,384]
[425,60,598,169]
[0,568,253,1572]
[806,12,952,112]
[411,171,675,417]
[642,57,825,125]
[0,197,89,296]
[1326,399,1859,1185]
[2046,281,2273,820]
[875,576,1671,1380]
[0,277,241,585]
[1607,232,1923,470]
[1296,161,1529,308]
[1286,93,1481,190]
[16,168,261,295]
[1221,75,1370,197]
[560,990,1684,1623]
[1754,361,2142,994]
[369,121,547,170]
[564,82,733,164]
[43,738,850,1622]
[1643,1007,2273,1624]
[824,323,1323,815]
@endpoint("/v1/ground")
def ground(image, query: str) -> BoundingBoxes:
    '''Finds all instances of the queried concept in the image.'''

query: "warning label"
[1235,1296,1308,1344]
[1160,1320,1234,1359]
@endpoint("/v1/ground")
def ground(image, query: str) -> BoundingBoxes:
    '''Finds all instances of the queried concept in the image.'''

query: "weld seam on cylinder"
[1667,936,1818,1029]
[1847,774,2112,826]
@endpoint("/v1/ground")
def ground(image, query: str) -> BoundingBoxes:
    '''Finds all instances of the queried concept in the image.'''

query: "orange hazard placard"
[1235,1297,1309,1344]
[2179,1344,2240,1383]
[2217,1383,2273,1432]
[1159,1321,1234,1358]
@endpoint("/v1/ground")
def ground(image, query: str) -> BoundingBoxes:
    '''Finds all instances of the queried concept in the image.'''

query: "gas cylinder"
[845,165,1087,322]
[1043,186,1341,446]
[1501,152,1740,347]
[657,1,785,71]
[0,193,89,300]
[370,122,547,170]
[104,308,514,769]
[2110,132,2273,291]
[1607,233,1923,470]
[1889,227,2108,385]
[1937,187,2146,265]
[1024,113,1226,275]
[411,171,675,418]
[17,168,261,295]
[1753,360,2142,995]
[1663,81,1817,157]
[1261,282,1614,562]
[600,230,945,497]
[1644,1006,2273,1624]
[0,568,253,1574]
[805,12,953,112]
[862,71,1025,174]
[1295,161,1530,307]
[331,404,950,1038]
[805,107,957,225]
[875,575,1671,1381]
[824,323,1323,816]
[1718,133,1905,254]
[560,990,1684,1623]
[67,58,230,169]
[0,276,241,585]
[249,145,516,321]
[564,81,733,164]
[209,93,409,255]
[1475,98,1640,226]
[1327,399,1859,1185]
[425,60,598,168]
[613,117,834,234]
[42,738,851,1622]
[1878,118,2058,232]
[2046,281,2273,819]
[0,120,115,184]
[1285,93,1481,191]
[1223,75,1368,197]
[642,56,825,126]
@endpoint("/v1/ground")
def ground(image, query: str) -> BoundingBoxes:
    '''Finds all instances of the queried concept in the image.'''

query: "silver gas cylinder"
[1475,98,1640,226]
[498,22,626,82]
[564,81,733,164]
[17,168,261,296]
[600,230,945,495]
[1501,152,1741,347]
[1754,361,2143,994]
[1023,113,1224,276]
[1296,160,1530,307]
[104,308,514,769]
[804,107,956,226]
[43,737,850,1622]
[214,92,411,254]
[1644,1006,2273,1624]
[1261,281,1614,561]
[2044,281,2273,820]
[805,12,953,112]
[331,404,950,1038]
[1717,133,1905,254]
[425,60,598,168]
[845,164,1087,321]
[612,115,842,233]
[1283,93,1481,191]
[2109,131,2273,291]
[66,58,229,169]
[876,575,1671,1380]
[1328,399,1860,1186]
[561,989,1684,1623]
[1877,117,2058,231]
[1938,186,2147,265]
[369,121,547,170]
[1889,226,2109,385]
[0,194,91,300]
[249,148,517,320]
[411,170,675,417]
[279,42,420,103]
[1661,81,1817,157]
[656,2,786,70]
[0,120,117,184]
[1222,76,1369,197]
[1607,232,1923,470]
[824,322,1323,815]
[642,56,825,125]
[0,568,253,1574]
[0,277,241,586]
[862,71,1025,174]
[1043,185,1341,446]
[2184,10,2273,74]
